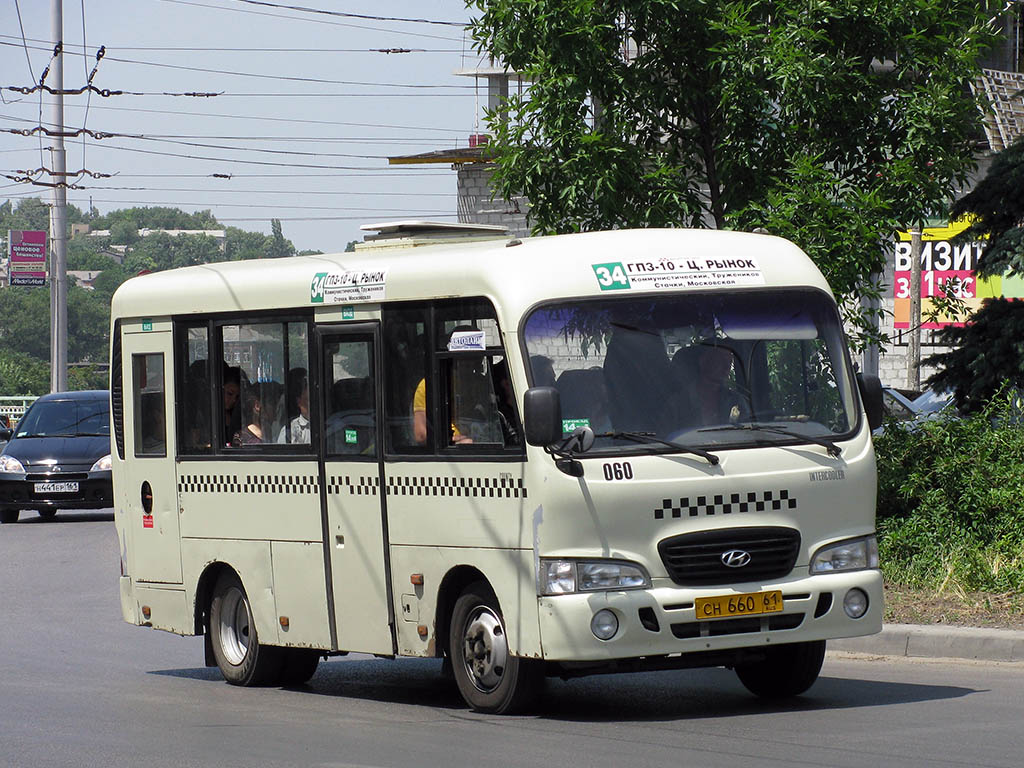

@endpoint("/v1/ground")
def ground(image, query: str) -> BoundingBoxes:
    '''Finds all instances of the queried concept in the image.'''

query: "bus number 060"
[602,462,633,481]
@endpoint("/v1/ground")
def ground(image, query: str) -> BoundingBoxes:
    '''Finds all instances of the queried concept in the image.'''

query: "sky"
[0,0,491,253]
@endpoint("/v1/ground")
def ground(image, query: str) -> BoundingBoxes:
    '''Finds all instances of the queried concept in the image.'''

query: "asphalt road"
[3,510,1024,768]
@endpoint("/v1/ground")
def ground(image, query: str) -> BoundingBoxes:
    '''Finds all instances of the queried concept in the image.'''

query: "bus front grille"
[657,526,801,586]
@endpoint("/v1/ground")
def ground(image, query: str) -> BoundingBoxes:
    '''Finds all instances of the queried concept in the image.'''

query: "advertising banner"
[8,230,47,287]
[891,220,1015,329]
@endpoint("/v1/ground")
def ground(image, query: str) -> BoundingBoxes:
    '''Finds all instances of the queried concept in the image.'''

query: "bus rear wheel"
[735,640,826,698]
[209,571,282,686]
[449,581,542,714]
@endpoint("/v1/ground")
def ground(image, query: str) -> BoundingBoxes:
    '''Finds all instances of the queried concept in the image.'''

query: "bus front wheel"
[449,581,543,714]
[209,571,282,686]
[735,640,826,698]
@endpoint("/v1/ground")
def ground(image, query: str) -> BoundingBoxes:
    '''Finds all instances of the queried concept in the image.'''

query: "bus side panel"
[271,540,332,648]
[389,545,541,659]
[133,585,190,635]
[182,538,279,646]
[384,461,532,550]
[177,460,323,543]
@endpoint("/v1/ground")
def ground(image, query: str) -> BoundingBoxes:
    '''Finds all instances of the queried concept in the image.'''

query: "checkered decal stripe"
[386,475,526,499]
[654,489,796,519]
[326,476,380,496]
[177,474,320,495]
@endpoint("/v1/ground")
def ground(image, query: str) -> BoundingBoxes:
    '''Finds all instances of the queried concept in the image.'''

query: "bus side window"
[133,353,166,457]
[178,325,211,454]
[383,306,429,453]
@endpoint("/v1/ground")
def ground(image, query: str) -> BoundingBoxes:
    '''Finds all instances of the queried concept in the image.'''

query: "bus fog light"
[843,588,868,619]
[591,609,619,641]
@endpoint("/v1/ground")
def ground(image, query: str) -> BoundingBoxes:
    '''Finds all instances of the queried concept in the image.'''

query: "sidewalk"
[830,624,1024,663]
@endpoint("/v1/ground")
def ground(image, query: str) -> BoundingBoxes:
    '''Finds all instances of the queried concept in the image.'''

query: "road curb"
[830,623,1024,663]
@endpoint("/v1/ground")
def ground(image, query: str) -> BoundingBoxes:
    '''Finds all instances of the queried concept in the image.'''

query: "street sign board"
[8,230,47,287]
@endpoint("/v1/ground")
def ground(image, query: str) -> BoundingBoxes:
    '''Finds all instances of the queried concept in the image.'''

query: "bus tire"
[209,571,282,686]
[449,581,543,714]
[279,649,320,686]
[0,508,19,524]
[735,640,826,698]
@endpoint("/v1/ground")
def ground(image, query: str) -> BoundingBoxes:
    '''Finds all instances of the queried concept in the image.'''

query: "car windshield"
[913,388,952,415]
[523,288,858,454]
[15,398,110,438]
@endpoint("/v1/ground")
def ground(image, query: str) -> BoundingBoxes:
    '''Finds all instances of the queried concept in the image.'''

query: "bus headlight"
[810,535,879,574]
[540,559,650,595]
[0,455,26,474]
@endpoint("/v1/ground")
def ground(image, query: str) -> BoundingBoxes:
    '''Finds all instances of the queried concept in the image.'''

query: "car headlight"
[91,454,112,472]
[540,559,650,595]
[0,454,26,474]
[810,535,879,574]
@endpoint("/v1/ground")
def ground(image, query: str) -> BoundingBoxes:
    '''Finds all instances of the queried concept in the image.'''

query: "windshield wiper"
[699,424,841,457]
[594,431,720,465]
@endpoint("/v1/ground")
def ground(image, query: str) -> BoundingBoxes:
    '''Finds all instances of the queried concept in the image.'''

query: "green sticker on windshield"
[344,428,358,444]
[562,418,591,433]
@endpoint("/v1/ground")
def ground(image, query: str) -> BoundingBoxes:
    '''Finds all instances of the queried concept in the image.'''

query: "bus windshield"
[523,288,858,454]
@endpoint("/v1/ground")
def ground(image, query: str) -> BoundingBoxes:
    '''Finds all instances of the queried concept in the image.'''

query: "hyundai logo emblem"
[721,549,752,568]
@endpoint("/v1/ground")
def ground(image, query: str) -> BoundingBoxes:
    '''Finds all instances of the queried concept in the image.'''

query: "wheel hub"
[462,606,508,693]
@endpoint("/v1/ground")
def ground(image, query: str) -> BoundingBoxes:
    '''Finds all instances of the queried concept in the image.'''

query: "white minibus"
[111,223,884,713]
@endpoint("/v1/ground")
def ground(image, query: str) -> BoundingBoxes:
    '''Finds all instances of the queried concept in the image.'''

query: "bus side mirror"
[857,373,883,432]
[524,387,563,446]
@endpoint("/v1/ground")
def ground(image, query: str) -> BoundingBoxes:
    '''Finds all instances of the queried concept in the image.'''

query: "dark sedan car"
[0,390,112,524]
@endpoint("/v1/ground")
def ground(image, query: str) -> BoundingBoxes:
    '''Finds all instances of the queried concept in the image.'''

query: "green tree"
[469,0,999,343]
[951,136,1024,278]
[0,286,50,360]
[109,219,140,246]
[0,348,49,396]
[269,218,294,259]
[926,299,1024,412]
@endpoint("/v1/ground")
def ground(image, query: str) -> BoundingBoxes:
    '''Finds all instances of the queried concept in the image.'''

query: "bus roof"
[109,228,832,322]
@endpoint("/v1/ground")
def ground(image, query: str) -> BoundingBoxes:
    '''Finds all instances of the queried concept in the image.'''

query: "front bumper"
[538,569,883,662]
[0,469,113,511]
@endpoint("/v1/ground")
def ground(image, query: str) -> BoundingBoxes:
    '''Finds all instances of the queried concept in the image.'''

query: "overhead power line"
[224,0,467,27]
[0,34,460,52]
[159,0,466,43]
[5,100,470,133]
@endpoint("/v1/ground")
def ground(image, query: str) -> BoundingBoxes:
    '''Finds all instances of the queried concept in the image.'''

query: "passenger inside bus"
[223,365,243,444]
[234,385,267,445]
[183,359,210,451]
[139,392,166,454]
[490,358,520,446]
[277,371,310,444]
[674,343,748,427]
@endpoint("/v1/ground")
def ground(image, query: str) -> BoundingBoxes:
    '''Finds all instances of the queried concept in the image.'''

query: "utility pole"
[49,0,68,392]
[906,225,923,392]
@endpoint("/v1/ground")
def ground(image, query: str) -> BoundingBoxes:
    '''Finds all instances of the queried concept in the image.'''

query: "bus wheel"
[449,582,542,714]
[735,640,826,698]
[279,649,320,686]
[0,509,19,524]
[209,571,282,686]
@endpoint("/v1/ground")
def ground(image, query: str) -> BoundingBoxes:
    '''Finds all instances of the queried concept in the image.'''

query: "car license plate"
[694,590,783,620]
[34,482,79,494]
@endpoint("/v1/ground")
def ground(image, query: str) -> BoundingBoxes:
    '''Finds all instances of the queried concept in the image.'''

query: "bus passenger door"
[317,325,394,654]
[121,325,182,584]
